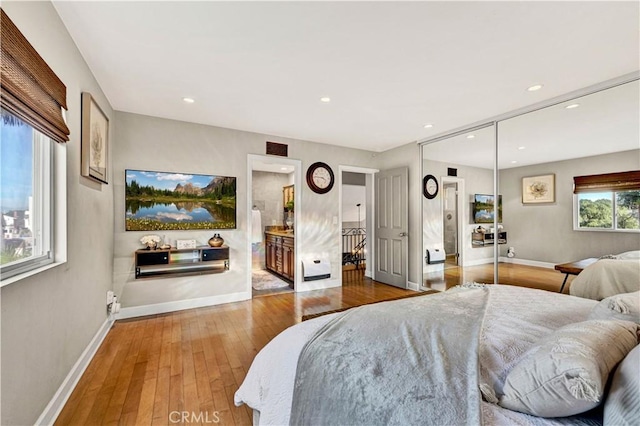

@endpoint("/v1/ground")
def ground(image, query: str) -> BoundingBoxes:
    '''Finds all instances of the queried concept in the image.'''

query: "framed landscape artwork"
[522,173,555,204]
[81,92,109,184]
[125,169,237,231]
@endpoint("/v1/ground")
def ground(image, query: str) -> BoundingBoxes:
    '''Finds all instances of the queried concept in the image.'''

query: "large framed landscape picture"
[125,169,236,231]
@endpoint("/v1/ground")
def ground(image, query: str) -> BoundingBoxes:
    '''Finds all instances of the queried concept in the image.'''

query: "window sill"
[0,261,66,288]
[573,227,640,234]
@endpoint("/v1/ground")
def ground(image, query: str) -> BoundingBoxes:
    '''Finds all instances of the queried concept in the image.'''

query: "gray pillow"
[604,344,640,425]
[499,320,639,418]
[589,291,640,325]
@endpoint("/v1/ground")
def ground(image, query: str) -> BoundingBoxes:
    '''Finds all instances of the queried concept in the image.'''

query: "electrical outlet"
[107,290,114,305]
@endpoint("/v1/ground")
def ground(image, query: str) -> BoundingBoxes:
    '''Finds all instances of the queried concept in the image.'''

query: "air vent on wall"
[266,141,288,157]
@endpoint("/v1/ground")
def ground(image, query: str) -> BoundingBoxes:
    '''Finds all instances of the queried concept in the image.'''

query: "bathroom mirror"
[421,124,497,291]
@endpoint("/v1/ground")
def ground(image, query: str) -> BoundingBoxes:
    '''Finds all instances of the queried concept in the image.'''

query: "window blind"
[1,8,69,143]
[573,170,640,194]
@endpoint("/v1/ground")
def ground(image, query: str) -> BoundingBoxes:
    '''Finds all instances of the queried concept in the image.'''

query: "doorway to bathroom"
[247,155,301,297]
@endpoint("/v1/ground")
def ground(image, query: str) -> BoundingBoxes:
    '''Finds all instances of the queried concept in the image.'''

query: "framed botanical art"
[81,92,109,184]
[522,173,555,204]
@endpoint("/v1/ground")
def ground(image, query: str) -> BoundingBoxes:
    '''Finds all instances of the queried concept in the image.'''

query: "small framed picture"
[522,174,555,204]
[81,92,109,184]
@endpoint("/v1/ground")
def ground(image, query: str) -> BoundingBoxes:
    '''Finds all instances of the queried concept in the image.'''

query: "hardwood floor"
[54,271,413,426]
[55,264,565,425]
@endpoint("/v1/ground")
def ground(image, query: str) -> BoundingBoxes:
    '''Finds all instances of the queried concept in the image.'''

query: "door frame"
[441,176,465,268]
[338,165,379,281]
[246,154,302,296]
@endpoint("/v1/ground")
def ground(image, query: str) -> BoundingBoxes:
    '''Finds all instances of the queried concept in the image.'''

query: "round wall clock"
[306,162,335,194]
[423,174,439,199]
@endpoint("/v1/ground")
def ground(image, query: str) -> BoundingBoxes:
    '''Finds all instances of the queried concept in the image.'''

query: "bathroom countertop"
[264,229,295,238]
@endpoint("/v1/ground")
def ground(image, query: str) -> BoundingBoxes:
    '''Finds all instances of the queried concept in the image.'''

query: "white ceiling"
[53,1,639,153]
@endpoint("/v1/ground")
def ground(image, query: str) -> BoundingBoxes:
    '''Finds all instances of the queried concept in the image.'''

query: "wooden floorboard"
[55,266,560,425]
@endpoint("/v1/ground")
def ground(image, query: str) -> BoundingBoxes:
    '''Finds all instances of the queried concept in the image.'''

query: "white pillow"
[604,344,640,425]
[589,291,640,325]
[499,320,639,418]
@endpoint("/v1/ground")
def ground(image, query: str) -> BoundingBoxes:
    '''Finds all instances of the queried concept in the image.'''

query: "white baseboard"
[407,281,420,291]
[36,317,114,426]
[116,291,251,320]
[498,257,555,269]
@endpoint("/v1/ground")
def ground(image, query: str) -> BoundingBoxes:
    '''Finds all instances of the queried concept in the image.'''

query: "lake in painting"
[125,169,236,231]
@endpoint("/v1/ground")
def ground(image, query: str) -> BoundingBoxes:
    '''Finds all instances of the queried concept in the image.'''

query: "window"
[0,9,69,282]
[574,171,640,232]
[1,111,54,278]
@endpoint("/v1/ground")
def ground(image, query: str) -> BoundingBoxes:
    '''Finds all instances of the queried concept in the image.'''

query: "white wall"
[499,149,640,263]
[0,2,114,425]
[112,112,379,309]
[342,184,367,224]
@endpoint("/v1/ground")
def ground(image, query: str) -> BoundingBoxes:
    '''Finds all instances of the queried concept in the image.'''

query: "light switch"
[332,216,338,225]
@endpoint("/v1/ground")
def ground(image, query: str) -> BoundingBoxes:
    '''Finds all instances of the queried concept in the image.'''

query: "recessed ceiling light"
[320,97,331,103]
[518,146,526,150]
[280,167,288,171]
[565,103,580,109]
[182,97,195,103]
[511,160,518,164]
[466,134,475,139]
[527,84,543,92]
[423,124,434,129]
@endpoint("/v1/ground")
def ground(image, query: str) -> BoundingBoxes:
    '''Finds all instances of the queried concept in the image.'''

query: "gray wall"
[499,149,640,263]
[0,2,114,424]
[113,112,379,307]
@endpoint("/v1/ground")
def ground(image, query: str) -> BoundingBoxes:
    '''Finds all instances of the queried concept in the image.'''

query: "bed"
[234,284,639,425]
[569,250,640,300]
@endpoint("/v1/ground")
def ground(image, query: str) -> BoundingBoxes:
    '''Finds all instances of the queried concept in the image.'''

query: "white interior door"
[374,167,408,288]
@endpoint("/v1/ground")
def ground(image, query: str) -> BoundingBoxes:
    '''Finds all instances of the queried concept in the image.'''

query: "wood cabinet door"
[266,240,276,271]
[282,245,293,279]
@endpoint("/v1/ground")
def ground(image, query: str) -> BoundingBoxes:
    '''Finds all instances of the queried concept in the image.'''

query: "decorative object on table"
[522,173,555,204]
[208,233,224,247]
[306,162,334,194]
[124,168,236,231]
[140,234,161,250]
[423,174,439,199]
[81,92,109,184]
[176,239,197,249]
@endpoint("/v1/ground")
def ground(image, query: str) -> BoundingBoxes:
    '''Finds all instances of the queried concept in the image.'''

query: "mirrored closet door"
[496,79,640,292]
[421,124,496,291]
[421,77,639,292]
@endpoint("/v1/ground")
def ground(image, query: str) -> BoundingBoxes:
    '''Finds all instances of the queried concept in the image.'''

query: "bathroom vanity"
[265,230,294,284]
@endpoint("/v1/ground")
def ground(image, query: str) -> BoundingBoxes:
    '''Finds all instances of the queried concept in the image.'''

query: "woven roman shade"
[573,171,640,194]
[1,8,69,143]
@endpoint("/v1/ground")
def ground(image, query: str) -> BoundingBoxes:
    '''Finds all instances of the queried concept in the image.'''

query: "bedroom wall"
[499,149,640,264]
[0,2,114,425]
[422,159,495,270]
[112,112,379,310]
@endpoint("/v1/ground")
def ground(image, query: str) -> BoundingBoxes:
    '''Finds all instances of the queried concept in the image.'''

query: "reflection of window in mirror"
[573,171,640,231]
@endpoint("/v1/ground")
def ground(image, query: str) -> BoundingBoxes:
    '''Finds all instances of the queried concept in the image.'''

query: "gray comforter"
[290,288,489,425]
